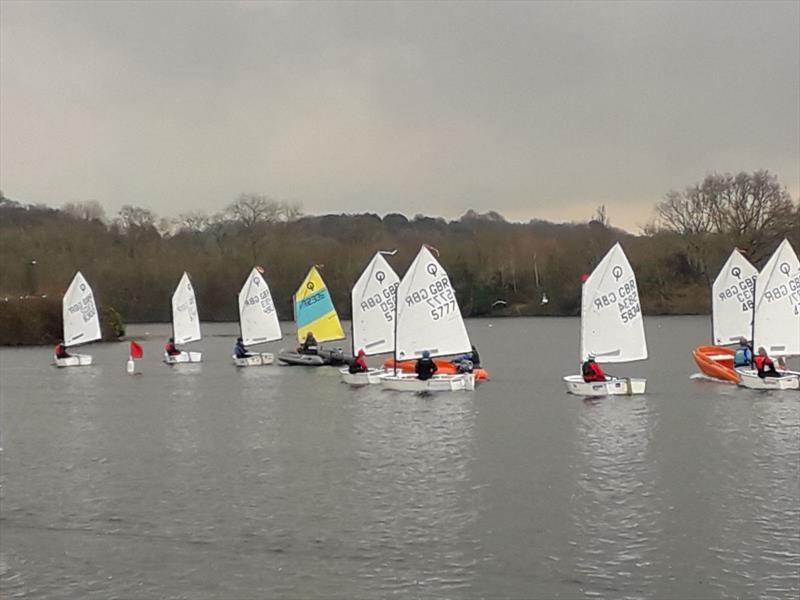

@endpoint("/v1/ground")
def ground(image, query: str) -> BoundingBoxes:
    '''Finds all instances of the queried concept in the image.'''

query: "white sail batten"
[238,268,282,346]
[580,242,647,363]
[171,272,201,344]
[394,246,471,360]
[753,239,800,358]
[62,271,101,347]
[712,249,758,345]
[351,253,399,356]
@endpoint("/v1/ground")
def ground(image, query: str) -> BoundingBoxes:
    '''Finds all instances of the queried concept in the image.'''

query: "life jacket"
[349,354,367,373]
[733,347,751,367]
[753,355,774,372]
[582,361,606,382]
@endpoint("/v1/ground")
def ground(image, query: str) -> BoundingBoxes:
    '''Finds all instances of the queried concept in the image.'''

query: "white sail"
[171,272,201,344]
[238,267,282,346]
[712,249,757,345]
[62,271,101,347]
[351,253,400,356]
[753,239,800,357]
[394,246,471,360]
[581,242,647,363]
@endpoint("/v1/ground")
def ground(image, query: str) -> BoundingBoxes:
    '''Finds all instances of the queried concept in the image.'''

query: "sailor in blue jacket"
[733,337,752,368]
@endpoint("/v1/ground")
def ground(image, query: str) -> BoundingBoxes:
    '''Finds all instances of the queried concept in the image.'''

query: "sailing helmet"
[587,352,596,360]
[422,350,430,358]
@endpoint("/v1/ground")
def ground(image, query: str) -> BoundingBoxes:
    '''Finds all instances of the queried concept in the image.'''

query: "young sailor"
[299,331,318,355]
[453,345,481,371]
[415,350,438,381]
[348,349,368,374]
[754,347,781,378]
[164,337,181,356]
[54,340,71,359]
[234,337,251,359]
[582,353,607,382]
[733,337,753,368]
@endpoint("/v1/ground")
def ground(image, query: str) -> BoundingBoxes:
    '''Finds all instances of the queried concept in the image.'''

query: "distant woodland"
[1,170,798,344]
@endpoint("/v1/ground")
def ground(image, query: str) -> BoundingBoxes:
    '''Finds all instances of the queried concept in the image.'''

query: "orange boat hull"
[382,358,489,381]
[692,345,739,383]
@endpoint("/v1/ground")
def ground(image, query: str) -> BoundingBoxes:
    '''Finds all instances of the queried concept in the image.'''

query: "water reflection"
[571,397,662,598]
[350,389,480,595]
[708,393,800,599]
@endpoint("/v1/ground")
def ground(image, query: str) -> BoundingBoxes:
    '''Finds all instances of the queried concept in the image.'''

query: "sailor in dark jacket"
[299,332,318,355]
[415,350,438,381]
[234,337,251,359]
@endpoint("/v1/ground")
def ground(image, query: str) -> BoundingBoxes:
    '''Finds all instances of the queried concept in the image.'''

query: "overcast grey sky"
[1,0,798,231]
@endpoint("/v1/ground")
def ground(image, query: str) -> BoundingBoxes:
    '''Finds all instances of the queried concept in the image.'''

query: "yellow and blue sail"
[294,267,345,343]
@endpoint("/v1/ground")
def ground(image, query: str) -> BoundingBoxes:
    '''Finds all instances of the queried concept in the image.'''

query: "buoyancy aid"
[582,361,606,382]
[733,346,751,367]
[754,355,774,373]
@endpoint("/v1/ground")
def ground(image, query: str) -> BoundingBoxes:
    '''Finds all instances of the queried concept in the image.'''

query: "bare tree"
[115,205,157,231]
[654,171,798,274]
[62,200,106,222]
[226,193,283,227]
[591,205,609,227]
[175,211,212,232]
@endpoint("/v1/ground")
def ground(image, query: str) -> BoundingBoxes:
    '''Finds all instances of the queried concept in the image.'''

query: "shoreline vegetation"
[1,170,797,346]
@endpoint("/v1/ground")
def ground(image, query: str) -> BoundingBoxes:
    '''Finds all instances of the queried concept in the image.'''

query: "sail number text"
[764,273,800,316]
[67,296,96,323]
[244,290,276,314]
[593,277,641,324]
[405,277,456,321]
[718,276,755,312]
[361,282,398,322]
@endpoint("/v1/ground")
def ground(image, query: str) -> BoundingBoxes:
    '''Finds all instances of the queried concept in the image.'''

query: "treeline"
[1,172,797,337]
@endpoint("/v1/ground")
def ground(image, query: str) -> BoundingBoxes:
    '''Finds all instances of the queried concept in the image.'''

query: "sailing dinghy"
[340,252,400,385]
[735,239,800,390]
[380,246,475,392]
[164,272,202,364]
[234,267,282,366]
[563,242,648,396]
[277,266,346,366]
[55,271,102,367]
[692,249,757,383]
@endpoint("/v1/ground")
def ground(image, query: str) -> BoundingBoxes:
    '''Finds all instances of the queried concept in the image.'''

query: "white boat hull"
[735,368,800,390]
[164,351,202,364]
[380,372,475,392]
[233,353,274,367]
[562,374,647,396]
[339,368,387,386]
[54,354,93,367]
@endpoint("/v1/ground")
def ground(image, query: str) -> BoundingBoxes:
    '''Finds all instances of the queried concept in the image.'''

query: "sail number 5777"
[404,277,456,321]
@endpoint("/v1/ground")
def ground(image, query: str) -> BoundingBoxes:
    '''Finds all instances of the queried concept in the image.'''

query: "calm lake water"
[1,317,798,599]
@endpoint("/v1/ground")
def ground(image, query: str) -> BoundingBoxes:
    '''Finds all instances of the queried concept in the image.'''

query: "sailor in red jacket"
[164,337,181,356]
[348,349,368,374]
[54,340,71,359]
[582,353,607,382]
[754,347,780,378]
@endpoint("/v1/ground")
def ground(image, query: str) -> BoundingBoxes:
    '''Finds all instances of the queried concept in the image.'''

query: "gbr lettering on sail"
[593,272,642,324]
[404,268,456,322]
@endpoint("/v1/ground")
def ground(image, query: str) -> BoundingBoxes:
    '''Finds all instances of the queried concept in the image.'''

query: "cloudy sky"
[1,0,798,231]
